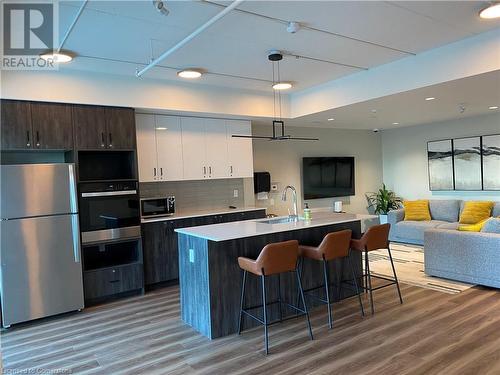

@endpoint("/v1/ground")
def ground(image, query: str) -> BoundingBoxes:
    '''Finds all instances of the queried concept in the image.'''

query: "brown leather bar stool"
[298,230,364,329]
[350,223,403,315]
[237,240,313,355]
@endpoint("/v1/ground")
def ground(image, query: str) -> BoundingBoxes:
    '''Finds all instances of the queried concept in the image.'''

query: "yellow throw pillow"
[404,200,431,221]
[459,201,494,224]
[458,218,490,232]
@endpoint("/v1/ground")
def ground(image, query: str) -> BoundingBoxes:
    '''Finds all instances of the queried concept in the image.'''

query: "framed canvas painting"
[453,136,482,190]
[427,139,454,191]
[482,134,500,190]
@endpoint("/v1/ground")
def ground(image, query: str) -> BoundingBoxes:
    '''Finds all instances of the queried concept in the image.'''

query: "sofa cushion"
[392,220,447,244]
[493,202,500,217]
[459,201,494,224]
[429,200,460,222]
[404,200,431,221]
[436,222,459,230]
[458,218,490,232]
[481,218,500,234]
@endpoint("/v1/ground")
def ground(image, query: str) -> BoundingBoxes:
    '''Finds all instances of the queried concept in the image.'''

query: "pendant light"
[232,51,318,141]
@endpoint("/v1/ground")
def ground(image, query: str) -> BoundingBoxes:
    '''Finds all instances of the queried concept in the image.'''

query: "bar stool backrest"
[363,223,391,251]
[257,240,299,275]
[318,229,352,261]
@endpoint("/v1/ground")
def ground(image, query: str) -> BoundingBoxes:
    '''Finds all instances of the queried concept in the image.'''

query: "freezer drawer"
[0,214,84,327]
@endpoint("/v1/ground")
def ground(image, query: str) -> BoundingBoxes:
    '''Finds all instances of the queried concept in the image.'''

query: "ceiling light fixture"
[479,3,500,19]
[156,127,167,130]
[39,51,73,63]
[425,97,436,101]
[489,106,499,110]
[327,118,334,121]
[177,69,202,79]
[153,0,170,16]
[392,122,399,125]
[232,51,318,141]
[272,82,292,90]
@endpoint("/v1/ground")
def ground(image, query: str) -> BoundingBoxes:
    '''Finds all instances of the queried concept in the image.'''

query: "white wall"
[252,125,383,215]
[0,69,289,119]
[382,112,500,201]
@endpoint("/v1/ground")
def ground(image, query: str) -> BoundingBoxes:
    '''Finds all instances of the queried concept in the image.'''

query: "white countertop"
[175,212,378,242]
[141,207,266,223]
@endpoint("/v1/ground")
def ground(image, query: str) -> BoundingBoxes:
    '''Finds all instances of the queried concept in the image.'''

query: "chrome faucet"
[281,185,298,218]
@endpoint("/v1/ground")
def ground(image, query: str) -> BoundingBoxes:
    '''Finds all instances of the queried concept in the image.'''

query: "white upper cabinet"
[137,114,254,182]
[204,118,229,179]
[227,120,254,178]
[136,114,158,182]
[181,117,207,180]
[155,115,183,181]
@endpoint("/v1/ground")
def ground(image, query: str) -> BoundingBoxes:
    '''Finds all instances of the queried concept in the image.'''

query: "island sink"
[257,216,304,224]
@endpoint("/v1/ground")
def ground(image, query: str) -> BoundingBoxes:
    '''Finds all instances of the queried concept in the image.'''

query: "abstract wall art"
[482,134,500,190]
[453,136,482,191]
[427,139,454,191]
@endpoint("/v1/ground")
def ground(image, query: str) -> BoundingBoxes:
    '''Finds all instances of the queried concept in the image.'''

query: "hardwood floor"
[2,282,499,375]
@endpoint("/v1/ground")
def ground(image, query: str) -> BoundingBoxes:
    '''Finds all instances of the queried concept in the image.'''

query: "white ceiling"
[283,70,500,130]
[58,0,500,93]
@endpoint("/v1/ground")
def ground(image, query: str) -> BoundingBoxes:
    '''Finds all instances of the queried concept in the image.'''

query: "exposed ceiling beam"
[58,0,88,53]
[136,0,245,77]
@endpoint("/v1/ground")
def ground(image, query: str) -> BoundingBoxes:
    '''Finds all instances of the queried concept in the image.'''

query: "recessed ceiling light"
[272,82,292,90]
[479,3,500,19]
[392,122,399,125]
[489,106,499,110]
[156,127,167,130]
[177,69,202,79]
[425,97,436,101]
[327,118,334,121]
[39,51,73,63]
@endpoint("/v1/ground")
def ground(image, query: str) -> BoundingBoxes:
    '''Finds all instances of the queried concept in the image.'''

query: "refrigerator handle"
[71,214,81,263]
[68,164,78,213]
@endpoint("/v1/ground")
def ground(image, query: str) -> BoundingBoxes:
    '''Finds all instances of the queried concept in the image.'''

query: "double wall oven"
[78,151,141,244]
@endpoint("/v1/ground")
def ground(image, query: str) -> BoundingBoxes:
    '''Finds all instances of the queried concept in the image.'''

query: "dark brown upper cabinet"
[105,107,136,149]
[1,100,33,150]
[74,106,135,150]
[73,105,107,150]
[31,102,73,150]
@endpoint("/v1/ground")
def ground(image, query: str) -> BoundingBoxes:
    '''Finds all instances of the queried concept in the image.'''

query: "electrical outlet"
[189,249,195,263]
[271,184,278,192]
[233,189,239,198]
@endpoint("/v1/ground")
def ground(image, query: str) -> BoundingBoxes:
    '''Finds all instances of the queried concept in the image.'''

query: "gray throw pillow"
[481,218,500,234]
[429,200,460,222]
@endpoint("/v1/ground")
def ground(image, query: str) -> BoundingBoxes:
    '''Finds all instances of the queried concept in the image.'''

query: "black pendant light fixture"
[232,51,319,141]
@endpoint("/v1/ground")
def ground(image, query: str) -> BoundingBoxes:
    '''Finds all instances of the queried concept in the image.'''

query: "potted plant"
[366,184,402,224]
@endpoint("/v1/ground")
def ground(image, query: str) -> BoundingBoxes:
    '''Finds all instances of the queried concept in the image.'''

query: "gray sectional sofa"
[387,200,500,288]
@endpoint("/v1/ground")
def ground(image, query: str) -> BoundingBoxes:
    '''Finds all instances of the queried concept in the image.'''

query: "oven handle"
[81,190,138,198]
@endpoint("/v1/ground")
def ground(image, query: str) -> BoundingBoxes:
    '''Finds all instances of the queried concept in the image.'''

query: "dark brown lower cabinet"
[142,209,266,286]
[82,237,144,303]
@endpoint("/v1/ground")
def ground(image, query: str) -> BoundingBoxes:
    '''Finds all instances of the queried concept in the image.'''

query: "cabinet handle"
[101,132,105,148]
[109,279,120,284]
[36,131,40,147]
[203,166,206,176]
[26,131,31,147]
[153,167,157,178]
[209,166,212,176]
[160,167,163,177]
[230,165,233,174]
[108,132,113,147]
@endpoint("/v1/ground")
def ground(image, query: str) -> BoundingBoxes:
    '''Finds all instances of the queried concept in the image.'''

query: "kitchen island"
[176,213,378,339]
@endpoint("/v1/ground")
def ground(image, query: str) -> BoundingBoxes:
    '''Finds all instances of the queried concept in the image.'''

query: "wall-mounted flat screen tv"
[303,157,355,199]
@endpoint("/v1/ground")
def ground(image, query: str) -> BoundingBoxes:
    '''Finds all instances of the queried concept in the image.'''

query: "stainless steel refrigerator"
[0,163,84,327]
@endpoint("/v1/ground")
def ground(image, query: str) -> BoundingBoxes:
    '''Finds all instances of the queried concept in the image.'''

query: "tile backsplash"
[140,179,245,211]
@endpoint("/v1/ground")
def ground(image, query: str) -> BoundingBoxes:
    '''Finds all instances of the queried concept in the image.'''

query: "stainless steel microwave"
[141,196,175,218]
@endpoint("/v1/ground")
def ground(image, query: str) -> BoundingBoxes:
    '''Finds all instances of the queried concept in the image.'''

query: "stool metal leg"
[387,246,403,304]
[348,251,365,317]
[295,258,305,315]
[296,270,314,340]
[364,251,369,294]
[261,273,269,355]
[365,251,375,315]
[237,270,247,335]
[322,258,333,329]
[277,274,283,322]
